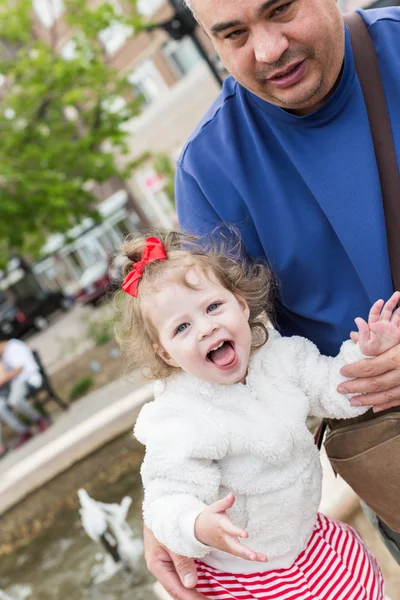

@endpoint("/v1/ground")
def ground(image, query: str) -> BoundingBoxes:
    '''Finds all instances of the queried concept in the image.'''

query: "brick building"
[29,0,222,291]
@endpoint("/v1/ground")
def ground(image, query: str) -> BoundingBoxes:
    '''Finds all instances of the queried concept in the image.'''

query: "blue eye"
[207,303,220,313]
[175,323,189,334]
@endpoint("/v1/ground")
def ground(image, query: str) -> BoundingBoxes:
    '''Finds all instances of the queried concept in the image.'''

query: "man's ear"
[153,343,179,368]
[236,295,250,321]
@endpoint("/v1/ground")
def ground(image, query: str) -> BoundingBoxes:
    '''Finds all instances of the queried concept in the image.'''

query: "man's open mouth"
[206,340,236,367]
[269,61,302,80]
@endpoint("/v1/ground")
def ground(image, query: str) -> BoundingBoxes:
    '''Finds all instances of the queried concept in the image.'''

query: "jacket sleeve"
[289,337,371,418]
[134,401,222,558]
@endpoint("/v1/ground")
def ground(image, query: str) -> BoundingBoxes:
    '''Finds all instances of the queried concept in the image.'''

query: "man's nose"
[253,27,290,65]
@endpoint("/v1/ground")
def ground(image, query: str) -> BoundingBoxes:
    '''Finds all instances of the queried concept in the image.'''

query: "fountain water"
[78,489,144,584]
[0,592,16,600]
[0,462,157,600]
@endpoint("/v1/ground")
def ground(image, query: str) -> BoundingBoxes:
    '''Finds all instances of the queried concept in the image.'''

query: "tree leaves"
[0,0,145,261]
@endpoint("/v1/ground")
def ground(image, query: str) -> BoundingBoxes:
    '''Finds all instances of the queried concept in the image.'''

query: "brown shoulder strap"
[344,12,400,291]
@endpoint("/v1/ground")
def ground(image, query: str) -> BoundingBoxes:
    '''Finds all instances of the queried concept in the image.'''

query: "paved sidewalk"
[0,372,152,516]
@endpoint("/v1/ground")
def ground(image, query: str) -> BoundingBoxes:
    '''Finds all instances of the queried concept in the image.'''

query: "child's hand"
[351,292,400,356]
[194,493,268,563]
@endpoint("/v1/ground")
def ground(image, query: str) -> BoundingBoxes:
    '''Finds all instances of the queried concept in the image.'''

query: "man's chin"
[257,77,324,112]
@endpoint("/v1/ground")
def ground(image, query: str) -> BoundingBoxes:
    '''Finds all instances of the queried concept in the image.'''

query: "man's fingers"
[171,553,199,589]
[339,367,400,396]
[149,554,204,600]
[158,569,204,600]
[349,386,400,408]
[340,346,400,379]
[373,400,400,412]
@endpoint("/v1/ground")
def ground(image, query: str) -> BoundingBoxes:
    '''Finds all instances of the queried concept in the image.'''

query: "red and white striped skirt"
[196,514,384,600]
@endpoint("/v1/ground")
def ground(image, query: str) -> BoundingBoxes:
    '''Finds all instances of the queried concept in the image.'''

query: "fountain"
[0,455,159,600]
[78,489,143,584]
[0,592,16,600]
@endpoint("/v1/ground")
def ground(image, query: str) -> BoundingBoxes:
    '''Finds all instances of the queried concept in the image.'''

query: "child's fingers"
[391,307,400,327]
[355,317,369,346]
[380,291,400,321]
[350,331,359,343]
[220,518,248,539]
[211,492,235,514]
[224,537,259,561]
[254,552,268,562]
[368,299,384,324]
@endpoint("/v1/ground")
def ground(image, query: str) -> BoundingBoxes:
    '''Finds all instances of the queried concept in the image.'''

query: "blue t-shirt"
[176,8,400,356]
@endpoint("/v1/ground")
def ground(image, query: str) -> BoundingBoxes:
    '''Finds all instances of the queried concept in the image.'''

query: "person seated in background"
[0,338,49,456]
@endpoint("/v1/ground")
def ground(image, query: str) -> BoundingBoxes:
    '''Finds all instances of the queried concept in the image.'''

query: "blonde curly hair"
[115,230,276,380]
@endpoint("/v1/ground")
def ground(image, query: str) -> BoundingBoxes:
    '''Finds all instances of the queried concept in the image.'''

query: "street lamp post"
[146,0,224,87]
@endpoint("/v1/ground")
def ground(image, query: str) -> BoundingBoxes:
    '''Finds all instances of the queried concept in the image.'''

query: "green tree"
[153,152,176,208]
[0,0,145,262]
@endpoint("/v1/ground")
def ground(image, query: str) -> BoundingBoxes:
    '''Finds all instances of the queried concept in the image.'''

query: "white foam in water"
[78,489,144,584]
[1,585,33,600]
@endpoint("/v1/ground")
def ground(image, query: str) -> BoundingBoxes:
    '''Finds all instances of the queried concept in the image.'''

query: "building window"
[127,60,168,106]
[33,0,64,27]
[162,38,201,79]
[98,0,133,55]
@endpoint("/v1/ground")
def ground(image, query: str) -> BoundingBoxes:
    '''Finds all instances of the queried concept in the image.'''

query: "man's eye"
[272,1,293,16]
[207,303,220,313]
[176,323,189,334]
[225,29,244,40]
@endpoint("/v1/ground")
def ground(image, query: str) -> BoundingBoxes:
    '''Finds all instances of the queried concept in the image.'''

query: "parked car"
[0,296,28,338]
[75,263,111,306]
[0,286,74,339]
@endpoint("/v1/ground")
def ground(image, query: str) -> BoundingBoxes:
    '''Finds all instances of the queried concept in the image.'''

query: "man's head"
[187,0,344,115]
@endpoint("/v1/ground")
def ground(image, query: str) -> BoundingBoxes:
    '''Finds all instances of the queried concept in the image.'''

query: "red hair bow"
[122,236,167,297]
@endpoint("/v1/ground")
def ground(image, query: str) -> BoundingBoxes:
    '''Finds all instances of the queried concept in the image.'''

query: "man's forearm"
[0,367,23,386]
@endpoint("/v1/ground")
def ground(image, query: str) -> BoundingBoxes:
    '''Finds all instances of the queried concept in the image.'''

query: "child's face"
[147,268,252,385]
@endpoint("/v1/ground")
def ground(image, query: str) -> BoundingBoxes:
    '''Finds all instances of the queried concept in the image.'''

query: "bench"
[29,350,69,419]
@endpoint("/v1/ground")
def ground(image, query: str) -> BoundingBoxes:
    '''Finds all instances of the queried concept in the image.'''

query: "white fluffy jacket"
[134,332,369,573]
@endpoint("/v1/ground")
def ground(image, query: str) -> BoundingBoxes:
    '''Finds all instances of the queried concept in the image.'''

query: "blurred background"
[0,0,399,599]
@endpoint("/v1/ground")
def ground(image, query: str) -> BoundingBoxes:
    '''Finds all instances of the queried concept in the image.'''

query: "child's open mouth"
[206,340,237,368]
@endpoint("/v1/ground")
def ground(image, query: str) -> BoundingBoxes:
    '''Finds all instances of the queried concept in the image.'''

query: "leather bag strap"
[344,12,400,291]
[316,14,400,452]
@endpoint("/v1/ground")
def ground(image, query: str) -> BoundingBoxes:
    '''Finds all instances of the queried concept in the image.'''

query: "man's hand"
[339,344,400,412]
[194,493,268,563]
[143,525,205,600]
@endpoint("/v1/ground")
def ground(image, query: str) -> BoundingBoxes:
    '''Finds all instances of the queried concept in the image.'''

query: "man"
[145,1,400,597]
[0,338,48,456]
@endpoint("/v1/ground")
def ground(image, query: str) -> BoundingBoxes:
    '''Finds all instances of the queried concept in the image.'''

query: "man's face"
[191,0,344,114]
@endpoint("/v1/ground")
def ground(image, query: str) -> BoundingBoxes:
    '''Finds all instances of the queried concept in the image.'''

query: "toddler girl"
[118,232,400,600]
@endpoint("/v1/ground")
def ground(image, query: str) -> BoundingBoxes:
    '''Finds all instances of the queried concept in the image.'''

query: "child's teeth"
[212,342,224,351]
